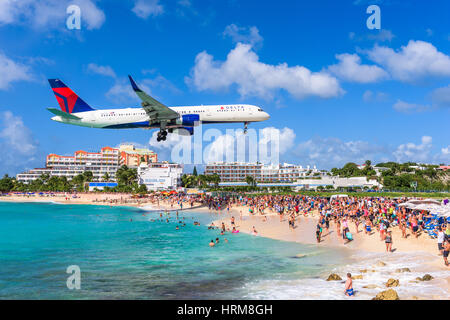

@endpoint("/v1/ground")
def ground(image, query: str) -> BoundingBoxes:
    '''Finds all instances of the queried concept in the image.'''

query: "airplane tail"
[48,79,95,113]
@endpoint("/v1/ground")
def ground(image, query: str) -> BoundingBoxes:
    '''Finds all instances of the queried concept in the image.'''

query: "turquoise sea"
[0,202,350,299]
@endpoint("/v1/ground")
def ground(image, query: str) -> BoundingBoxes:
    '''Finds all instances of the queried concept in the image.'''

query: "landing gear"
[156,129,167,142]
[244,122,249,134]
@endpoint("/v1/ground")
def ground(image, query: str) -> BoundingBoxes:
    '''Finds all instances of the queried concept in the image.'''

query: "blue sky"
[0,0,449,175]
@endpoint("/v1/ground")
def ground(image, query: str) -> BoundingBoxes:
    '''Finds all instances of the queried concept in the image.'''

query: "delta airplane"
[47,76,270,141]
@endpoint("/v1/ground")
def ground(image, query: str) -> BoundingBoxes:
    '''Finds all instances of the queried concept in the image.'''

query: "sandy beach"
[2,194,449,299]
[210,206,450,300]
[0,193,202,211]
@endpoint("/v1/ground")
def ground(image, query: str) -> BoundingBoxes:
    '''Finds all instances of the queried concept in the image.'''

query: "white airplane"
[47,76,270,141]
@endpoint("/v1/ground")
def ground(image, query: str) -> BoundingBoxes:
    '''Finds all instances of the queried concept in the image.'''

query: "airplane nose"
[264,112,270,120]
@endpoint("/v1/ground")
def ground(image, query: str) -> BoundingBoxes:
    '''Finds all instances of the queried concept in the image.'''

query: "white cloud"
[141,75,181,95]
[348,30,395,42]
[87,63,116,78]
[328,53,388,83]
[98,65,178,104]
[258,127,295,155]
[148,126,295,164]
[292,134,448,168]
[149,130,186,149]
[186,43,343,100]
[106,80,141,104]
[441,146,450,161]
[430,85,450,108]
[223,24,263,48]
[75,0,105,30]
[393,85,450,113]
[393,136,433,163]
[132,0,164,19]
[203,132,238,163]
[0,0,105,30]
[0,52,34,90]
[367,29,395,42]
[393,100,431,113]
[0,111,40,175]
[294,136,387,169]
[0,111,37,155]
[366,40,450,82]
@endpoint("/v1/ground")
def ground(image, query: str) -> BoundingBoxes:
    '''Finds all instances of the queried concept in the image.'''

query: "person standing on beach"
[411,216,419,238]
[345,273,354,297]
[437,227,445,255]
[443,239,449,266]
[336,219,341,237]
[385,231,393,252]
[316,223,322,243]
[400,219,407,238]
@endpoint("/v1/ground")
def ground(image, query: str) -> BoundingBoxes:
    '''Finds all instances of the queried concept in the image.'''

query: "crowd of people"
[208,194,450,267]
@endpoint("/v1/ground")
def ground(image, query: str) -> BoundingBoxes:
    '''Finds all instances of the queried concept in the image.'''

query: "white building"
[17,147,121,183]
[294,176,383,190]
[137,162,183,191]
[205,162,319,182]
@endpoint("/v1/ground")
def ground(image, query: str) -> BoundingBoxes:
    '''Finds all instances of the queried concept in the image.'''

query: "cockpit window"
[258,108,264,112]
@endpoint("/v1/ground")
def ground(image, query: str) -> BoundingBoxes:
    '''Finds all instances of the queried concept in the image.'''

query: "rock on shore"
[395,268,411,273]
[372,289,400,300]
[386,279,400,287]
[416,274,434,281]
[326,273,342,281]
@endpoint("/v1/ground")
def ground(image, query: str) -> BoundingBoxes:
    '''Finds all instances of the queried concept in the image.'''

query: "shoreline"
[2,196,449,299]
[210,206,450,300]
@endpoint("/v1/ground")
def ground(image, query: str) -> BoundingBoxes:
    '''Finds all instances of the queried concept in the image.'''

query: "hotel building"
[204,162,318,182]
[137,162,183,191]
[118,144,157,167]
[16,145,158,183]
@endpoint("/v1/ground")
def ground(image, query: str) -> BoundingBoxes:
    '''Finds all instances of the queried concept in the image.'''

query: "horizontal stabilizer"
[47,108,81,120]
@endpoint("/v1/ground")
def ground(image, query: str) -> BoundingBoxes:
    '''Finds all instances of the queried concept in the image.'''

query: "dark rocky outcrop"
[326,273,342,281]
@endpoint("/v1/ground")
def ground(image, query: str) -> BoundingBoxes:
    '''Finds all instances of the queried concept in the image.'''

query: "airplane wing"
[47,108,81,120]
[128,75,179,123]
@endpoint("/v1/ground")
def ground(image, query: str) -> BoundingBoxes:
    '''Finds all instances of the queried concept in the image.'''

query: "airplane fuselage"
[51,104,270,129]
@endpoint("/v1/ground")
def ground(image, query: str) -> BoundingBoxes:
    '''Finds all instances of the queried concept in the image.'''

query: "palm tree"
[197,174,208,187]
[210,174,221,187]
[246,175,256,187]
[102,172,110,182]
[83,171,94,182]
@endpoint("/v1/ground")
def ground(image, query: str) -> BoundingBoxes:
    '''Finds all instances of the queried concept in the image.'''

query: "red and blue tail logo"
[48,79,95,113]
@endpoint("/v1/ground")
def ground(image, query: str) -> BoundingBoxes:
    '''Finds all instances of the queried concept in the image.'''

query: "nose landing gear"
[244,121,249,134]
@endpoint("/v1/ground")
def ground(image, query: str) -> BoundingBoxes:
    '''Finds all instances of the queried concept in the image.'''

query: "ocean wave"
[242,251,449,300]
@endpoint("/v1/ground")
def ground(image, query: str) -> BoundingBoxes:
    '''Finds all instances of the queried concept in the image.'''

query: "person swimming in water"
[209,240,215,247]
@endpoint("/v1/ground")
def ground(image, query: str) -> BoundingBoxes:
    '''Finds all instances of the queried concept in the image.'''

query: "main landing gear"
[156,130,167,142]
